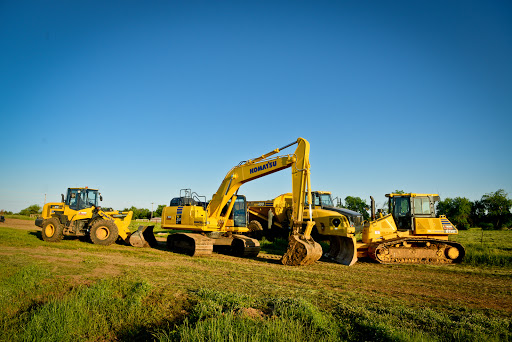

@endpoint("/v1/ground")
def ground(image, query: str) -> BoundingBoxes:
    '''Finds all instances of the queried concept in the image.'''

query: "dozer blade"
[281,234,323,266]
[129,225,158,248]
[327,236,357,266]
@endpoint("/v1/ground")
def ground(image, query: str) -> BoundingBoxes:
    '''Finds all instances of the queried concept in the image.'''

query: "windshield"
[319,194,333,207]
[393,197,410,217]
[66,189,98,210]
[305,193,334,207]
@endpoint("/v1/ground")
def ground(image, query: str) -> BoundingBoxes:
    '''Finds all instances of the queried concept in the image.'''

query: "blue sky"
[1,0,511,212]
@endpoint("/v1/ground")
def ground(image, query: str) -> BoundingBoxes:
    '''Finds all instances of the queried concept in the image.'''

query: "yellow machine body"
[357,193,465,264]
[36,187,133,245]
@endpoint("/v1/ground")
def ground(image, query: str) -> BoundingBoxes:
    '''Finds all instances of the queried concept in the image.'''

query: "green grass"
[4,214,35,220]
[0,223,511,341]
[453,229,512,267]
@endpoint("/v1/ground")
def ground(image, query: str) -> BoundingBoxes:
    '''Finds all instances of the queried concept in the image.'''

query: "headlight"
[332,218,341,227]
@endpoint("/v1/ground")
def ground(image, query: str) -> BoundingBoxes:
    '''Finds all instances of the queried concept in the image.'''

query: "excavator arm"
[206,138,322,265]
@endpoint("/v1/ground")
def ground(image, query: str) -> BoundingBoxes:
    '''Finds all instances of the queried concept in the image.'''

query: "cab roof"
[68,187,99,191]
[386,193,439,198]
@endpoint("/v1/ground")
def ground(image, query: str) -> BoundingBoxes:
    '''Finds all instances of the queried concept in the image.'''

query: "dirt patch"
[0,218,39,231]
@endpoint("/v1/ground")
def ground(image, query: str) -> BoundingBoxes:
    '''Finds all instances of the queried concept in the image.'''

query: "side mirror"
[100,195,103,201]
[61,194,65,203]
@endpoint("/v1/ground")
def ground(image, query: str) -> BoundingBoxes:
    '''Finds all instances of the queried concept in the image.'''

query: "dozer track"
[369,238,465,264]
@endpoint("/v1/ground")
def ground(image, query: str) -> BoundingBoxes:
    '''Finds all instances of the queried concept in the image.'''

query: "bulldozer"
[133,138,323,266]
[35,187,138,246]
[355,193,465,264]
[247,191,363,265]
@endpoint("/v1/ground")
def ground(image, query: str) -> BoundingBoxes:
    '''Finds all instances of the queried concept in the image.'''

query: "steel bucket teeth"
[281,235,323,266]
[129,225,158,248]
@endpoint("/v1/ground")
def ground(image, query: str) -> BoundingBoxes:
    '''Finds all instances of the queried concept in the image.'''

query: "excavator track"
[231,234,261,257]
[167,233,214,256]
[369,238,465,265]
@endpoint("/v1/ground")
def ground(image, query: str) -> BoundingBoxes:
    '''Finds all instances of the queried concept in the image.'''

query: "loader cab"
[65,188,100,211]
[387,193,439,231]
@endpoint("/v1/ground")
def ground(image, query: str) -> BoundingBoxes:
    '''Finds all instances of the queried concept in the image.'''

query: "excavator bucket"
[129,225,158,248]
[327,236,357,266]
[281,234,323,266]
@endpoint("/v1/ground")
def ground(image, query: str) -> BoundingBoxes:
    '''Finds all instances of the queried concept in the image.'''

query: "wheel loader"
[248,191,363,265]
[356,193,465,264]
[131,138,323,266]
[34,187,148,246]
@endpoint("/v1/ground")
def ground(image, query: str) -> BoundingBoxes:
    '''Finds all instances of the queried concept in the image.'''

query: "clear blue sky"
[1,1,511,212]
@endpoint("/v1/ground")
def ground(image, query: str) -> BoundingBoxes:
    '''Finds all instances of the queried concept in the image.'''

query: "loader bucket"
[281,234,323,266]
[327,236,357,266]
[129,225,158,248]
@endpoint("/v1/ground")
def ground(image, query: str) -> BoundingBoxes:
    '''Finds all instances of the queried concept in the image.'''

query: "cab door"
[233,195,248,228]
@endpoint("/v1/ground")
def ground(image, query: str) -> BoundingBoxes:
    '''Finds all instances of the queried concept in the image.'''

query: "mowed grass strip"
[0,224,510,341]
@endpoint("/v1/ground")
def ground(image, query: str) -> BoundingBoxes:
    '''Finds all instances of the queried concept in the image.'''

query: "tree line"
[337,189,512,230]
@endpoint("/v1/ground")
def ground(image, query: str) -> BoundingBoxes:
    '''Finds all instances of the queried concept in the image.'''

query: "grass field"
[0,219,510,341]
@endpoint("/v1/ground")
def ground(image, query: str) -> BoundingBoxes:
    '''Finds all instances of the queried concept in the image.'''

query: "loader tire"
[42,218,64,242]
[90,220,119,246]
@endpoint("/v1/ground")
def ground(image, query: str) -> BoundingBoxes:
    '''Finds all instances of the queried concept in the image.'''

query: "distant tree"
[480,189,512,229]
[393,189,406,194]
[123,206,151,220]
[470,199,486,228]
[19,204,42,216]
[341,196,370,220]
[437,197,472,229]
[154,204,166,218]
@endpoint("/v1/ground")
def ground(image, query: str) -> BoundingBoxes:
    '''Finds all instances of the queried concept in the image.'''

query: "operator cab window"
[413,197,432,216]
[319,194,333,207]
[86,190,98,208]
[393,197,410,217]
[66,189,80,210]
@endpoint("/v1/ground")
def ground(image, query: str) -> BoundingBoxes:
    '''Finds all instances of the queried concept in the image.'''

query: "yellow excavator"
[35,187,137,246]
[136,138,323,266]
[356,193,465,264]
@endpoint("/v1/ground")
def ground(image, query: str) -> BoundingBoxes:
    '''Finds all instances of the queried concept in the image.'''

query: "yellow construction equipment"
[143,138,323,265]
[35,187,138,246]
[356,193,465,264]
[248,191,363,265]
